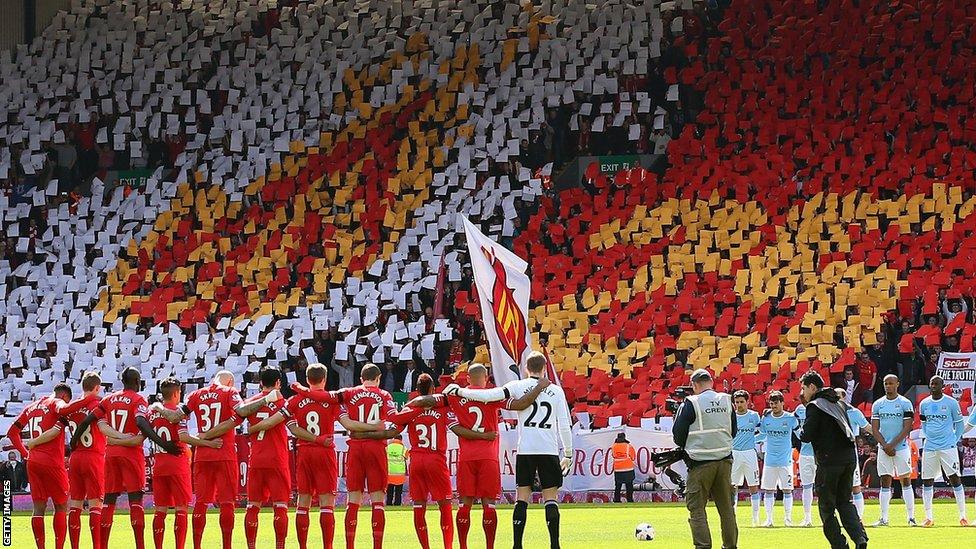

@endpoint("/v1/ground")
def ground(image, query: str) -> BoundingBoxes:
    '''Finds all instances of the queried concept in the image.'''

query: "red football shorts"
[247,466,292,503]
[153,473,192,508]
[68,454,104,501]
[28,462,69,505]
[456,459,501,500]
[296,446,338,496]
[104,455,146,494]
[408,453,453,503]
[193,460,240,504]
[345,442,387,493]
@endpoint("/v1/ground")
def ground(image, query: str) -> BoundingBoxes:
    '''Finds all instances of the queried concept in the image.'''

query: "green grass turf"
[9,501,973,548]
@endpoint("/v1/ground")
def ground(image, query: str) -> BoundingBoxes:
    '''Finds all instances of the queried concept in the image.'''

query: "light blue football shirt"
[733,410,761,451]
[846,407,870,437]
[919,394,963,451]
[871,395,914,451]
[795,404,814,457]
[759,411,798,467]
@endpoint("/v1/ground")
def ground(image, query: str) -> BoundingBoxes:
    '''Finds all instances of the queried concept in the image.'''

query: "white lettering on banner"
[318,426,685,492]
[935,352,976,395]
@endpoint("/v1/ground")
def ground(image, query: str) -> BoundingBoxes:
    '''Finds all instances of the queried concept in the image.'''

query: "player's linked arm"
[96,420,130,440]
[198,418,237,440]
[179,432,222,449]
[137,416,181,455]
[247,412,286,434]
[25,424,63,449]
[451,425,497,441]
[349,425,403,440]
[5,422,29,459]
[69,412,98,450]
[507,378,552,411]
[57,393,98,416]
[153,404,188,423]
[234,389,281,418]
[338,416,384,432]
[286,422,335,447]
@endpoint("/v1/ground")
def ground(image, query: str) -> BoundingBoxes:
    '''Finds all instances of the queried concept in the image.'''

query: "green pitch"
[10,501,973,548]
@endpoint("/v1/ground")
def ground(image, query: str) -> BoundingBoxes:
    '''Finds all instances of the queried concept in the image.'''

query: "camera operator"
[672,369,738,549]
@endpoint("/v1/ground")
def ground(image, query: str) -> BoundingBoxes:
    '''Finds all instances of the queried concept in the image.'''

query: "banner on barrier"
[935,352,976,395]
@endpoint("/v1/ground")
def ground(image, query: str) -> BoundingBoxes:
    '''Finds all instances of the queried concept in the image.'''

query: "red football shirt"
[65,398,105,459]
[282,393,341,449]
[340,386,396,446]
[14,396,66,468]
[147,404,190,476]
[391,400,457,456]
[245,390,289,467]
[448,396,506,462]
[93,389,149,462]
[185,384,243,462]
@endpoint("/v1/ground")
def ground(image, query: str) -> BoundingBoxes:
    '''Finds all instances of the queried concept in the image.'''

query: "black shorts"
[515,454,563,490]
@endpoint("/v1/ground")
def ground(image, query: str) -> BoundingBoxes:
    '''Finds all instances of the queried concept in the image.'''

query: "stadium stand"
[2,0,975,438]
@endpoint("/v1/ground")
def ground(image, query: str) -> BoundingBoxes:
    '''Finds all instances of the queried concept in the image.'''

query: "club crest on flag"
[460,215,533,388]
[482,246,529,373]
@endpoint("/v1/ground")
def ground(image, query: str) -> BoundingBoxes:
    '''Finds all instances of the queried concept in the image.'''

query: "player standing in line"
[338,364,397,549]
[148,378,223,549]
[153,370,280,549]
[239,368,290,549]
[917,375,968,526]
[70,368,180,549]
[352,373,460,549]
[870,374,916,527]
[835,388,873,519]
[6,384,75,549]
[252,364,378,549]
[757,391,798,527]
[966,400,976,515]
[62,372,110,549]
[794,402,816,527]
[730,390,762,527]
[445,352,572,549]
[397,364,548,548]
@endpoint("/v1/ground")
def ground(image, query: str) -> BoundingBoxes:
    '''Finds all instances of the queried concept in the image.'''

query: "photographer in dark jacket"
[799,371,868,549]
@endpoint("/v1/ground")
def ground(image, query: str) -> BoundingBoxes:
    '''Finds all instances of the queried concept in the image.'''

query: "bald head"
[213,370,235,388]
[468,363,488,388]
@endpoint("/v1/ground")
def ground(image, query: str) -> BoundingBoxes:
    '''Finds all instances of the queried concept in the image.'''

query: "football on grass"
[635,523,655,541]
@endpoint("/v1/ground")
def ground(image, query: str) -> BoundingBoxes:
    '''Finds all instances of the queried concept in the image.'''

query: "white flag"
[460,215,533,387]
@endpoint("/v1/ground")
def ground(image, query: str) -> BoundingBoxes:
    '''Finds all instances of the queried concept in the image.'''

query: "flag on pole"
[540,344,561,386]
[460,214,533,388]
[432,254,446,319]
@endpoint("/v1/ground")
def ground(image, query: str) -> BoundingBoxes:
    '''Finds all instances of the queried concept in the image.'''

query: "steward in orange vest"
[612,433,637,503]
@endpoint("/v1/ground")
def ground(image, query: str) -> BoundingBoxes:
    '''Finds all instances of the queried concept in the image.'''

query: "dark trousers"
[386,483,403,506]
[614,470,635,502]
[815,463,868,549]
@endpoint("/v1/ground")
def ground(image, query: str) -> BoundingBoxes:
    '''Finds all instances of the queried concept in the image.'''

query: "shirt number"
[357,403,380,424]
[306,411,320,436]
[27,417,43,439]
[254,412,270,441]
[468,406,485,432]
[69,420,93,448]
[524,401,553,429]
[155,426,172,452]
[416,424,437,449]
[110,409,129,432]
[199,403,222,431]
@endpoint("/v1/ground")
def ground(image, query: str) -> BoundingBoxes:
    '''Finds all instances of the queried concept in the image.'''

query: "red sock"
[153,511,167,549]
[344,503,359,549]
[244,505,260,549]
[54,509,67,549]
[191,503,208,549]
[371,503,385,549]
[456,505,470,549]
[218,503,235,549]
[68,508,82,549]
[482,504,497,549]
[296,507,310,549]
[31,516,45,549]
[102,504,116,549]
[438,502,454,549]
[88,507,101,549]
[273,505,288,549]
[130,504,146,549]
[412,505,430,549]
[320,507,335,549]
[174,510,188,549]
